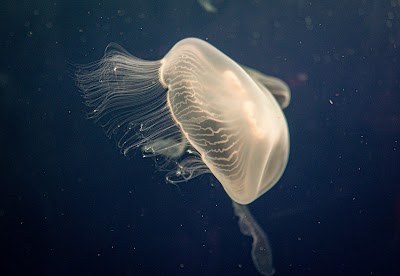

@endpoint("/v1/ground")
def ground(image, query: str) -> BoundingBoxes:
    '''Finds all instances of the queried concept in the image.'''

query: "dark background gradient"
[1,0,399,275]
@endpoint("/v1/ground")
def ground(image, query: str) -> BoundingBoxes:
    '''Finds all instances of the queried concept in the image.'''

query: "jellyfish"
[76,38,290,275]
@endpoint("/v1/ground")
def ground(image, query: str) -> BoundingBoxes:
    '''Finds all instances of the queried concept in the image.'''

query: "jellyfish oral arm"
[232,201,275,276]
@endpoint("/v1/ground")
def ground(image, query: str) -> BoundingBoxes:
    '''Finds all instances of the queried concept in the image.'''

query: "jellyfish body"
[77,37,290,205]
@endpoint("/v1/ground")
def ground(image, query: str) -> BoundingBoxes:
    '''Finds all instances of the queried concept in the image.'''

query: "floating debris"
[198,0,218,13]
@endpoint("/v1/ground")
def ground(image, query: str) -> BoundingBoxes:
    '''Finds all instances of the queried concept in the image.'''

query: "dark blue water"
[1,0,399,275]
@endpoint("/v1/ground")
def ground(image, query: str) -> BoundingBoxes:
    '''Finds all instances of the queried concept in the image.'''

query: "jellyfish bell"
[160,38,289,204]
[76,37,290,205]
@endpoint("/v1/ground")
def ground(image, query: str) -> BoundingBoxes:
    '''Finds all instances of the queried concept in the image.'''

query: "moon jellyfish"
[76,37,290,275]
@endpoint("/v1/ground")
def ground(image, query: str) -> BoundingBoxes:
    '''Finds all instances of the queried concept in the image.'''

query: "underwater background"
[1,0,399,275]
